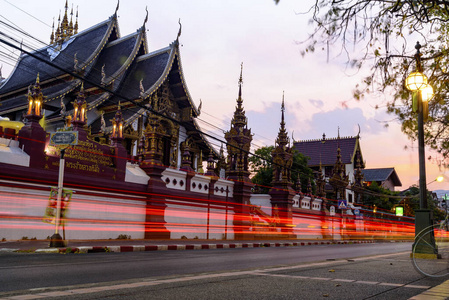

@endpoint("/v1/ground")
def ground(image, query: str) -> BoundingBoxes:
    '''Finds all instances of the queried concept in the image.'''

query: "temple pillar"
[224,64,254,240]
[269,94,295,239]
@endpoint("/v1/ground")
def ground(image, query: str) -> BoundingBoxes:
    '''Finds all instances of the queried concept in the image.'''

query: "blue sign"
[338,200,347,209]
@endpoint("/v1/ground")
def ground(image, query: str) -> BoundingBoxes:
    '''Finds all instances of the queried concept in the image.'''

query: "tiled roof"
[0,19,114,96]
[293,136,362,167]
[0,10,216,157]
[84,32,140,89]
[362,168,402,187]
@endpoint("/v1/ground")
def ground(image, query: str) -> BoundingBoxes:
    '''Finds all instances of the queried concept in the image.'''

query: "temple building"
[293,133,365,203]
[0,2,215,170]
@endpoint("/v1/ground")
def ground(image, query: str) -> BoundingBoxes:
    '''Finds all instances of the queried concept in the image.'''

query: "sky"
[1,0,449,193]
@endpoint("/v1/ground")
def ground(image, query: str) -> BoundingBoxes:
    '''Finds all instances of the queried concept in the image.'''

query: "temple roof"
[0,7,214,156]
[0,16,117,97]
[362,168,402,187]
[293,135,364,168]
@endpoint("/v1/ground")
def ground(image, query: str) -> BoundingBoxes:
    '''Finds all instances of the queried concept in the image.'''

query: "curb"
[1,240,376,254]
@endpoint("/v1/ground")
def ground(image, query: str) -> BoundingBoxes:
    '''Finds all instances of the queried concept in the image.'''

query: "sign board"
[338,199,347,209]
[395,206,404,216]
[49,131,78,146]
[330,206,335,216]
[354,209,360,216]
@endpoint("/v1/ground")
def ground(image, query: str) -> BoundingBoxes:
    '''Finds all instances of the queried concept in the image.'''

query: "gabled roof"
[0,8,216,157]
[362,167,402,187]
[0,15,118,98]
[293,136,364,167]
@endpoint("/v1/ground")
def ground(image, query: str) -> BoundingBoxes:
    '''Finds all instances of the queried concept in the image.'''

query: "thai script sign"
[49,131,78,146]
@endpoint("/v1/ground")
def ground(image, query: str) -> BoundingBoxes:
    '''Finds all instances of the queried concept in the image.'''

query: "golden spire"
[68,4,74,36]
[53,2,78,45]
[50,18,55,44]
[55,13,61,43]
[61,0,69,40]
[74,6,79,34]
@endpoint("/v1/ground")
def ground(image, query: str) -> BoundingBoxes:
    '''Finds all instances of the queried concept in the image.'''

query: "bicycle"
[411,213,449,277]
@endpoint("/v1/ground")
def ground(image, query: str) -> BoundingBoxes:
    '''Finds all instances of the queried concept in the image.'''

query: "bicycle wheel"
[412,226,449,277]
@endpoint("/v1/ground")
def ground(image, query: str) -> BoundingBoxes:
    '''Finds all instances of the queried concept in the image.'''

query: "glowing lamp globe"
[405,72,428,91]
[421,84,434,102]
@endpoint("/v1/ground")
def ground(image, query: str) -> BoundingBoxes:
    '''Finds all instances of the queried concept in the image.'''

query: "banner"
[43,187,73,225]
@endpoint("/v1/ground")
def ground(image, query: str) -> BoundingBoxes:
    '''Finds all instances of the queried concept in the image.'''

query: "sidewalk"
[0,239,377,253]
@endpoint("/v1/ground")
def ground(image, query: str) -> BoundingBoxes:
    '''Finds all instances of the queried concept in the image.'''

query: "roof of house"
[362,167,402,187]
[293,136,364,168]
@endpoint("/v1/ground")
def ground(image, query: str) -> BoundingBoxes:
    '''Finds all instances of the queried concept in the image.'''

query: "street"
[1,242,448,299]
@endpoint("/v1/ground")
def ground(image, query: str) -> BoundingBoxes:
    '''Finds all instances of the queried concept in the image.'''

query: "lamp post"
[405,42,435,248]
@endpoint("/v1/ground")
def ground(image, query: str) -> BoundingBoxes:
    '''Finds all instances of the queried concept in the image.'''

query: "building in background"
[362,167,402,191]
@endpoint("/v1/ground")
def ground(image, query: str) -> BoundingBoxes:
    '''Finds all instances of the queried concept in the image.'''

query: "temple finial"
[177,18,182,40]
[281,91,285,112]
[198,99,202,115]
[238,62,243,99]
[143,6,148,26]
[115,0,120,14]
[74,6,79,34]
[68,4,74,35]
[50,18,55,44]
[61,0,69,39]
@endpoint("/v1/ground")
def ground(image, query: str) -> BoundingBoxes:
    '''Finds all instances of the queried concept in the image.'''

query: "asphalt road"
[0,242,448,299]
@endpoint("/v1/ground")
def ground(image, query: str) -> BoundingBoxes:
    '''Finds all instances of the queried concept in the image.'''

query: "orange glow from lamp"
[119,123,123,138]
[73,103,79,121]
[34,99,41,116]
[80,106,85,122]
[112,120,117,138]
[27,98,33,115]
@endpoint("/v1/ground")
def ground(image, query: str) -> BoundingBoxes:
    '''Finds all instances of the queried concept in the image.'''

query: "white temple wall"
[165,199,234,240]
[0,184,147,240]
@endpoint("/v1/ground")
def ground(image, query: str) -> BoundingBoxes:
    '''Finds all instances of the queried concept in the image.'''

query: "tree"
[363,181,399,212]
[249,146,274,194]
[249,146,314,194]
[294,0,449,165]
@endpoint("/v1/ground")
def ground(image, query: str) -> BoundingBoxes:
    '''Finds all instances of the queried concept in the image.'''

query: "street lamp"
[405,42,435,251]
[427,175,444,185]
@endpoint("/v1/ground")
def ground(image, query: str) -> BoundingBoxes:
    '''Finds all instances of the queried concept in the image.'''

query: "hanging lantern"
[405,72,427,91]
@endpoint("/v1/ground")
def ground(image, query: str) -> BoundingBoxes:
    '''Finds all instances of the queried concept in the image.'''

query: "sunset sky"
[2,0,449,192]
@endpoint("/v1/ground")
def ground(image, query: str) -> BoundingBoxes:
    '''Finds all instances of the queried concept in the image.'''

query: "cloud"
[309,99,324,109]
[292,107,389,140]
